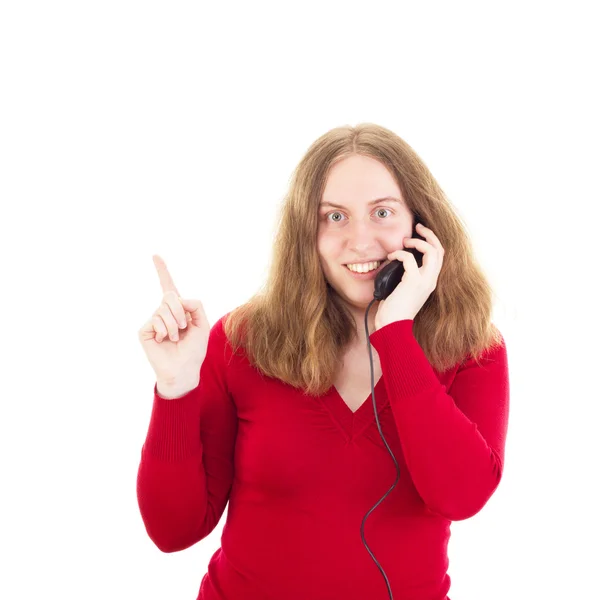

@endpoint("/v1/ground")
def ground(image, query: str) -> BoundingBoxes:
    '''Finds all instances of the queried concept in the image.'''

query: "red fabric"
[137,314,510,600]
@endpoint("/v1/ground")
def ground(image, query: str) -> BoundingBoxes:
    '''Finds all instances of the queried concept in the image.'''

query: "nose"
[346,220,377,251]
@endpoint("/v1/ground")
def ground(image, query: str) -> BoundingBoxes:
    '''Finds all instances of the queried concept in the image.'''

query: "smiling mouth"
[344,260,389,273]
[343,259,386,266]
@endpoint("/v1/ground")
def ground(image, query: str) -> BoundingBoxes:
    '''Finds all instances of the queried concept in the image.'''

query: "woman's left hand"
[374,223,445,330]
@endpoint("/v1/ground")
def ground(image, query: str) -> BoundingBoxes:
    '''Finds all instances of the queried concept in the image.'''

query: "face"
[317,154,415,318]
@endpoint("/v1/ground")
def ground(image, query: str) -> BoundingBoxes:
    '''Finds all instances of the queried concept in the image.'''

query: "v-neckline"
[323,376,389,440]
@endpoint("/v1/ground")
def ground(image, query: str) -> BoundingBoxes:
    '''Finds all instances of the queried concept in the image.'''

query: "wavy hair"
[223,123,504,397]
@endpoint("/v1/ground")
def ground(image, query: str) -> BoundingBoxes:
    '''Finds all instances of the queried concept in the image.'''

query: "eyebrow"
[319,196,402,209]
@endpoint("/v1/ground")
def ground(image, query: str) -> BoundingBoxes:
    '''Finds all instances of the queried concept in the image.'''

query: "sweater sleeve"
[368,319,510,521]
[136,315,238,552]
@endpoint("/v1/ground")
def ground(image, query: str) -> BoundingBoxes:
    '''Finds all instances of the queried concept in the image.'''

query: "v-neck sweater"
[137,313,510,600]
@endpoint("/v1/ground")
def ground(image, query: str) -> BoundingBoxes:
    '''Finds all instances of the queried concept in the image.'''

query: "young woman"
[137,122,509,600]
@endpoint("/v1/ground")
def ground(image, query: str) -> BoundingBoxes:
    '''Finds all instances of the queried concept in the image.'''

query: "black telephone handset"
[373,220,427,301]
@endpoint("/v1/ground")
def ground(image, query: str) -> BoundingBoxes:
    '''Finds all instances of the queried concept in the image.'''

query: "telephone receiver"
[373,220,427,301]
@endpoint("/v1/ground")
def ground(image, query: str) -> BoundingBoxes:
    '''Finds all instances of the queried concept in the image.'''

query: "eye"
[325,208,392,222]
[327,211,344,222]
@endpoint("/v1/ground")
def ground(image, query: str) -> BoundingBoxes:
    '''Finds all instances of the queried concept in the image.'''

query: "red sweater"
[137,315,510,600]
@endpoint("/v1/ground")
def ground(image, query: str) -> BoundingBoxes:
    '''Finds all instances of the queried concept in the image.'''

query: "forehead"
[320,155,403,208]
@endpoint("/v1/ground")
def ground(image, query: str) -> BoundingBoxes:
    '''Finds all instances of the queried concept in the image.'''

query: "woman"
[137,122,510,600]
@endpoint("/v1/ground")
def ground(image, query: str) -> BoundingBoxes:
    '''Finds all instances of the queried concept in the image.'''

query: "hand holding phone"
[373,220,427,301]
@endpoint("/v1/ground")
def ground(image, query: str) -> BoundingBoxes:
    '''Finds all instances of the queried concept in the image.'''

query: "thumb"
[178,297,207,327]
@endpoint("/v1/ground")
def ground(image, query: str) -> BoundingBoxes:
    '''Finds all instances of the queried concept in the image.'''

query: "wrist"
[157,377,199,400]
[376,316,414,330]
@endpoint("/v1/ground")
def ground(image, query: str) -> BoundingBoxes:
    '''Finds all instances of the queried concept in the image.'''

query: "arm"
[136,316,238,552]
[369,319,510,521]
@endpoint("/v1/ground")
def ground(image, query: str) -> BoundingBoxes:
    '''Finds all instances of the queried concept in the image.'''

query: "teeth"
[346,261,382,273]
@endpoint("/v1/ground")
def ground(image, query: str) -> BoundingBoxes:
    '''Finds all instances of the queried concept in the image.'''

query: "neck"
[351,313,378,346]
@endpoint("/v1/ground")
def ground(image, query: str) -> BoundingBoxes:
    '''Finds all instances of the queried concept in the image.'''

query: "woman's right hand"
[138,255,210,389]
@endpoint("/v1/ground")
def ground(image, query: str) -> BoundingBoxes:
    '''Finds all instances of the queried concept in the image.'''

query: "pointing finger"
[152,254,181,297]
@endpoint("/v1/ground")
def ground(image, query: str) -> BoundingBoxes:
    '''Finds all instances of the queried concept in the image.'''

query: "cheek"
[384,227,411,250]
[317,235,338,259]
[316,241,329,270]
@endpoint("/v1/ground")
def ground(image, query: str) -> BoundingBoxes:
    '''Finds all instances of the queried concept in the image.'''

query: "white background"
[1,1,598,598]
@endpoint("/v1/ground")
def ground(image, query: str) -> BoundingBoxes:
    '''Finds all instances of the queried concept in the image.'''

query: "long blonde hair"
[223,123,504,397]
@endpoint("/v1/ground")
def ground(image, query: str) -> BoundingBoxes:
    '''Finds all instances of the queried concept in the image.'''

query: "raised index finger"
[152,254,181,297]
